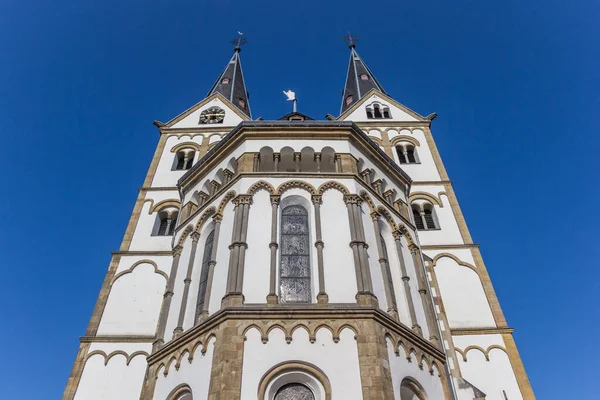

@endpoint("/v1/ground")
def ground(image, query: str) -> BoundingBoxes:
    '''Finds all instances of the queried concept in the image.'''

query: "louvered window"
[383,108,391,118]
[366,108,374,119]
[280,205,311,303]
[174,151,193,171]
[423,208,437,229]
[412,207,425,230]
[374,104,383,118]
[397,146,407,164]
[274,383,315,400]
[195,230,215,317]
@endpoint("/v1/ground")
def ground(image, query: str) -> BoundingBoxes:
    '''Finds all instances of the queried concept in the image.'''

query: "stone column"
[274,153,280,171]
[267,195,280,305]
[315,153,322,172]
[370,212,399,320]
[222,194,252,307]
[197,214,223,321]
[312,194,328,304]
[344,194,377,307]
[410,244,438,344]
[173,232,201,337]
[294,152,300,172]
[252,153,259,171]
[392,230,422,336]
[153,245,182,351]
[356,319,396,400]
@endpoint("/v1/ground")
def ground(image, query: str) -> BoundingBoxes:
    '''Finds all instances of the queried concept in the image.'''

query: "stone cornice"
[111,251,173,256]
[80,335,155,343]
[450,327,514,336]
[421,244,480,250]
[147,305,446,365]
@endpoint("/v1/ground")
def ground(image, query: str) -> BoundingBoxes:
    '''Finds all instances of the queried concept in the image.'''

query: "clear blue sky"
[0,0,598,398]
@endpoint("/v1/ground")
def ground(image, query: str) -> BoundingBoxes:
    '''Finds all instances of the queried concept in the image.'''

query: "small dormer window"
[346,95,353,105]
[238,99,246,108]
[360,73,369,80]
[366,102,392,119]
[221,77,230,84]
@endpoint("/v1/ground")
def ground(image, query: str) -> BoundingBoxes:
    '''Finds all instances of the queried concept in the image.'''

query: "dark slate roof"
[340,47,386,115]
[278,112,315,121]
[207,49,251,118]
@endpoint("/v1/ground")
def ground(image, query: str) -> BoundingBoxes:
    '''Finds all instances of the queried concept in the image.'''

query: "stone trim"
[451,327,514,336]
[502,333,536,400]
[79,335,156,343]
[85,255,121,337]
[470,247,508,328]
[61,342,90,400]
[257,361,332,400]
[119,191,146,252]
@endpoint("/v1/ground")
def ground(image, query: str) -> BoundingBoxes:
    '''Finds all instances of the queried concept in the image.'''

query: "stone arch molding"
[155,334,217,378]
[170,142,202,154]
[85,350,149,366]
[409,192,444,207]
[243,321,358,345]
[258,360,332,400]
[144,199,181,214]
[359,190,416,246]
[390,135,421,147]
[384,333,441,375]
[245,180,350,197]
[454,344,509,362]
[431,253,479,276]
[111,259,168,285]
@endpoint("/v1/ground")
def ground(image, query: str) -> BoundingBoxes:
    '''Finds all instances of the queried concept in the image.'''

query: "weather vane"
[283,90,297,112]
[232,31,247,51]
[343,32,359,48]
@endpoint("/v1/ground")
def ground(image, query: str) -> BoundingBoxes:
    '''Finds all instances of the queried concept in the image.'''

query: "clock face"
[199,107,225,124]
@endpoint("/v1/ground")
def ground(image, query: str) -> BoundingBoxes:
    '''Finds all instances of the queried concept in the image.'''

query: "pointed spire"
[340,34,386,114]
[207,33,251,118]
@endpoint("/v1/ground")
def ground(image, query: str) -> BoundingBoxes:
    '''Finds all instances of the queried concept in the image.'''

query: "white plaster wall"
[381,225,410,327]
[75,343,151,400]
[243,189,271,303]
[456,346,522,400]
[410,191,464,246]
[343,93,419,122]
[402,242,430,340]
[164,238,193,343]
[208,200,234,314]
[361,205,388,312]
[241,327,362,399]
[97,260,167,335]
[391,128,442,182]
[385,338,445,400]
[151,135,205,188]
[153,338,216,400]
[434,256,495,328]
[321,188,357,303]
[170,97,245,128]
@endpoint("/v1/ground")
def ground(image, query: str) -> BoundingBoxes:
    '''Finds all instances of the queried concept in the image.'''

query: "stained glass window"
[196,230,215,316]
[280,205,311,303]
[274,383,315,400]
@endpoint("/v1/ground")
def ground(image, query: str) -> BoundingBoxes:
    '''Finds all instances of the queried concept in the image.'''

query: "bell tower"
[62,36,534,400]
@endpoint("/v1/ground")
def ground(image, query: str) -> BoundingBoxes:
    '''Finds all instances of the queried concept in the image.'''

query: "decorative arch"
[431,253,479,275]
[111,259,168,284]
[176,225,195,247]
[376,206,399,232]
[258,361,332,400]
[408,192,443,207]
[85,350,149,366]
[457,344,510,361]
[217,190,237,215]
[166,384,193,400]
[391,135,421,147]
[317,181,349,195]
[170,142,202,154]
[247,180,276,195]
[358,190,377,213]
[400,377,427,400]
[275,180,317,195]
[145,199,181,214]
[194,206,217,234]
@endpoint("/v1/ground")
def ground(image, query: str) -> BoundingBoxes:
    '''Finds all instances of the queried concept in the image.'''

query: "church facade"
[62,40,535,400]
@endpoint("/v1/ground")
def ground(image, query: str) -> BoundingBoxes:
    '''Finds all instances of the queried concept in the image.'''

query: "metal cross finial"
[343,32,359,48]
[232,31,247,51]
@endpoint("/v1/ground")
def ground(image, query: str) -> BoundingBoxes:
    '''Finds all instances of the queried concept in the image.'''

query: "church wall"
[96,256,169,336]
[208,200,234,314]
[164,239,193,343]
[453,334,522,400]
[241,326,363,399]
[243,189,272,303]
[153,338,215,400]
[74,343,151,400]
[151,135,204,188]
[320,188,357,303]
[129,189,179,252]
[170,98,245,129]
[385,337,445,400]
[361,206,389,311]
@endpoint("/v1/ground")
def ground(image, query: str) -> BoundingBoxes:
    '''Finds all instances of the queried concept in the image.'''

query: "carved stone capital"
[233,194,253,205]
[311,195,322,205]
[172,245,183,256]
[370,211,380,221]
[212,213,223,223]
[343,194,362,205]
[190,232,201,242]
[392,230,403,241]
[409,244,419,254]
[270,195,281,205]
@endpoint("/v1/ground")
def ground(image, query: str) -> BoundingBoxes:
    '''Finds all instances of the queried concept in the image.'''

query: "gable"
[339,91,423,123]
[166,94,248,129]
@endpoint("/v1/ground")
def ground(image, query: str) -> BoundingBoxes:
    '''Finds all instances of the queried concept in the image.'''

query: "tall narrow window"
[412,206,425,230]
[406,146,417,163]
[366,107,374,119]
[383,107,391,118]
[274,383,315,400]
[174,151,194,170]
[423,207,438,229]
[280,205,311,303]
[196,230,215,317]
[373,104,383,118]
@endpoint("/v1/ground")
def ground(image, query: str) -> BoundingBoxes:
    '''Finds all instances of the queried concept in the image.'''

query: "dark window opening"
[412,207,425,230]
[346,95,353,105]
[366,108,374,119]
[221,77,230,84]
[373,104,383,118]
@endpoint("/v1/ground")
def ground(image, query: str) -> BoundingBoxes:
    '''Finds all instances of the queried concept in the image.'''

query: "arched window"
[195,229,215,319]
[411,204,439,230]
[274,383,315,400]
[174,150,194,170]
[373,104,383,118]
[221,77,230,84]
[396,145,419,164]
[366,107,374,119]
[167,385,193,400]
[345,95,353,105]
[154,210,177,236]
[280,205,311,303]
[238,98,246,108]
[383,107,391,118]
[360,73,369,81]
[400,378,427,400]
